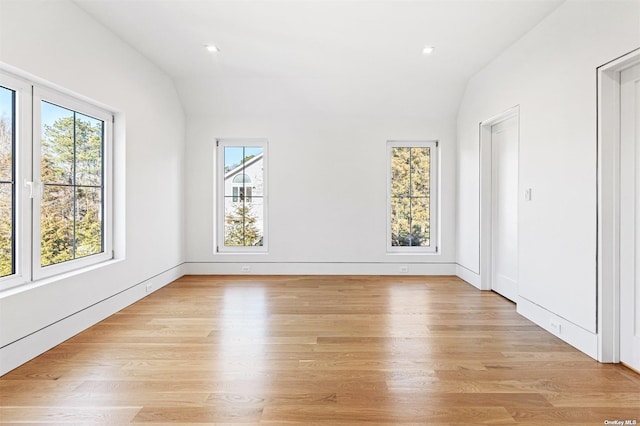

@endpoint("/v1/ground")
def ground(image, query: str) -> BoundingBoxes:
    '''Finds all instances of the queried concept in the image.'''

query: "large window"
[388,140,438,253]
[216,139,267,252]
[35,94,110,273]
[0,71,113,289]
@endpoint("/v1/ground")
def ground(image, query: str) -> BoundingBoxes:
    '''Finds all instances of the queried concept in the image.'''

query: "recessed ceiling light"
[205,44,219,53]
[422,45,435,55]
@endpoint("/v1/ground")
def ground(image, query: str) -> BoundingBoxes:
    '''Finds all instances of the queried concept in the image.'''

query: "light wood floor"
[1,275,639,425]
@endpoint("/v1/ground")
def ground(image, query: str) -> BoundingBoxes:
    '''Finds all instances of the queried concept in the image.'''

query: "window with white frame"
[216,139,267,252]
[0,70,113,289]
[387,140,438,252]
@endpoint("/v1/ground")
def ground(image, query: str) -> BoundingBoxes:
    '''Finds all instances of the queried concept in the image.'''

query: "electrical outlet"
[549,320,561,335]
[145,282,154,293]
[399,266,408,273]
[241,265,251,273]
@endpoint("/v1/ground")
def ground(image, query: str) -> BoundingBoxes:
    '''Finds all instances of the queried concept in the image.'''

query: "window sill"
[0,257,124,299]
[386,251,440,256]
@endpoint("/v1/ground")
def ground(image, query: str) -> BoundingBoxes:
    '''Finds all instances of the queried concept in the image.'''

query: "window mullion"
[72,112,77,260]
[242,146,246,246]
[408,148,413,246]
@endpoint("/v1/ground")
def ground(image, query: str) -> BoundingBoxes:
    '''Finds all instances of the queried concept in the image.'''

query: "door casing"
[597,48,640,363]
[479,105,520,298]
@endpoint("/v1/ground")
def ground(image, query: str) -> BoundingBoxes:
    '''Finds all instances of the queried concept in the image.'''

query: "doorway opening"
[479,106,520,303]
[597,48,640,367]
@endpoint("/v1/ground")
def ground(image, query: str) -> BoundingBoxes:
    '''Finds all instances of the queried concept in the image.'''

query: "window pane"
[391,147,410,197]
[42,102,74,186]
[224,146,264,198]
[390,197,410,247]
[75,113,103,187]
[41,185,74,266]
[391,196,430,247]
[0,86,13,182]
[410,147,430,198]
[246,152,264,198]
[0,183,13,277]
[76,186,103,258]
[40,102,105,268]
[223,197,264,247]
[0,86,14,278]
[224,197,244,246]
[224,146,244,177]
[244,198,264,246]
[410,197,430,246]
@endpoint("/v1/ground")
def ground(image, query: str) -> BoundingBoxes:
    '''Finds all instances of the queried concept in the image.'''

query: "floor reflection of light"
[218,285,269,394]
[385,283,432,416]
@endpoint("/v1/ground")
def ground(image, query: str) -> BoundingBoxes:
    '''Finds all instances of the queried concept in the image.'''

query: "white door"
[491,117,519,302]
[620,62,640,372]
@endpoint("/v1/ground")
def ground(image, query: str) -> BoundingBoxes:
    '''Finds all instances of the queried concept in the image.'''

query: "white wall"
[185,109,456,274]
[0,0,185,374]
[456,0,640,355]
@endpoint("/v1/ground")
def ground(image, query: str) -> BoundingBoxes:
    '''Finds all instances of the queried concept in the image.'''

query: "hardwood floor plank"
[260,405,516,424]
[0,406,141,424]
[543,391,640,408]
[132,405,264,423]
[2,275,639,425]
[509,407,640,424]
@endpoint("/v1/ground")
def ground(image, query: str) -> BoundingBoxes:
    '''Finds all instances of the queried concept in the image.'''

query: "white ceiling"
[74,0,565,118]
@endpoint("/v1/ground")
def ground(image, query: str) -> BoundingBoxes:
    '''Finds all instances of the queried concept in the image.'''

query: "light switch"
[525,188,532,201]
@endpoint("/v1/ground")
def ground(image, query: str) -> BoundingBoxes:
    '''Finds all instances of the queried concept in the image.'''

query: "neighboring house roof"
[224,153,263,181]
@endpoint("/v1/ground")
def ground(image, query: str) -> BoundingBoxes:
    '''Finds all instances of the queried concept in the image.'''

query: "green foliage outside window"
[390,146,431,247]
[0,111,12,277]
[225,202,263,247]
[40,109,103,267]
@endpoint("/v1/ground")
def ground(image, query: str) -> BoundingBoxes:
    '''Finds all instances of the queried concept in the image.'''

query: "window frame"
[0,72,32,290]
[0,69,115,291]
[215,138,268,253]
[32,86,114,280]
[387,140,439,254]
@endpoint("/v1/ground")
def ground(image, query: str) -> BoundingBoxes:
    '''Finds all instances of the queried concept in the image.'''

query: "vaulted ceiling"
[74,0,564,118]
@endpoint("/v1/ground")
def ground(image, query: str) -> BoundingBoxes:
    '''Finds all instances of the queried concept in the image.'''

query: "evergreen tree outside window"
[0,70,114,289]
[388,140,438,253]
[32,87,113,280]
[216,139,267,252]
[39,101,104,267]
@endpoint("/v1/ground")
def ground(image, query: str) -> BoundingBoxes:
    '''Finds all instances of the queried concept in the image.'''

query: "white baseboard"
[185,262,457,276]
[517,296,599,360]
[0,264,185,376]
[455,264,481,289]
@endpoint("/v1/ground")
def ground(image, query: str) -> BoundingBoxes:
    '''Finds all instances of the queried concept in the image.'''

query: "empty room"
[1,0,640,424]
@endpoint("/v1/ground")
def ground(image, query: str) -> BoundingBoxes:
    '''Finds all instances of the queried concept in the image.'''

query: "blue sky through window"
[224,146,263,172]
[41,101,72,132]
[0,86,12,124]
[0,87,14,182]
